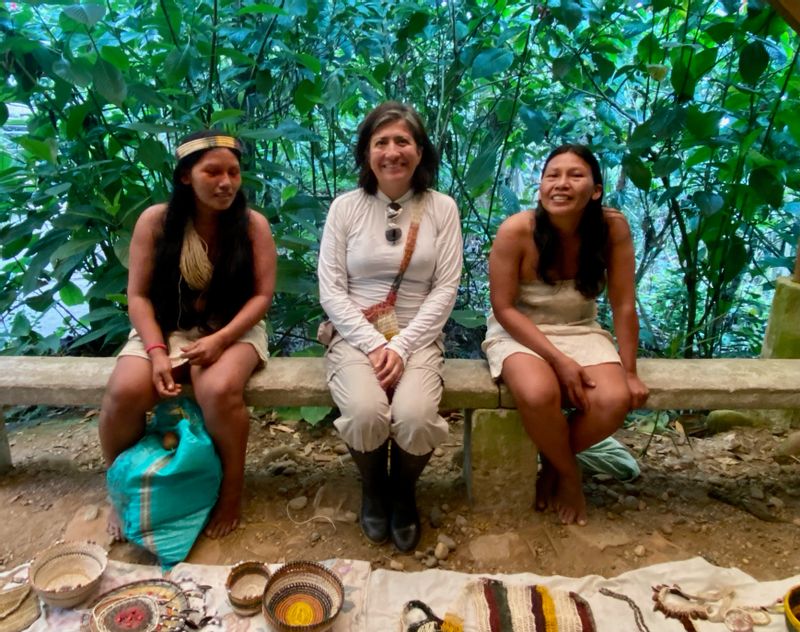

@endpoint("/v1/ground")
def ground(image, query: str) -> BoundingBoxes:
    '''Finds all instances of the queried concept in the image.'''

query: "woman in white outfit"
[483,144,649,526]
[318,102,462,551]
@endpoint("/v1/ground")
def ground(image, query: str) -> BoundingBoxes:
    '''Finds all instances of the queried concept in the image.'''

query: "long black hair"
[354,101,439,195]
[149,130,255,334]
[533,144,608,299]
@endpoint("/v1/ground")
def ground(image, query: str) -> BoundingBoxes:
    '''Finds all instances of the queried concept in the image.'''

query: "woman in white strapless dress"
[483,144,649,526]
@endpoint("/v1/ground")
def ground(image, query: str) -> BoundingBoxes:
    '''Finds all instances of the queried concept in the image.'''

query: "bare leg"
[535,454,557,512]
[191,344,259,539]
[98,357,161,540]
[568,363,631,453]
[501,354,586,525]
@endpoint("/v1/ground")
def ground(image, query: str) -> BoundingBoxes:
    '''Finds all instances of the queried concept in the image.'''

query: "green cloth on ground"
[576,436,640,482]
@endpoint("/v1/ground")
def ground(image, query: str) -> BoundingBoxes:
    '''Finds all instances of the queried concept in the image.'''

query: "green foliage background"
[1,0,798,359]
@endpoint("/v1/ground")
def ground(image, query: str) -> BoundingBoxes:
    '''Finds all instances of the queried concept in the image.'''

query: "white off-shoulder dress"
[481,280,620,379]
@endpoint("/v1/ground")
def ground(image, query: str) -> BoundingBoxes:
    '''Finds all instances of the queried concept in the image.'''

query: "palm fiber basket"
[786,584,800,631]
[226,560,271,617]
[0,583,40,632]
[28,541,107,609]
[261,561,343,632]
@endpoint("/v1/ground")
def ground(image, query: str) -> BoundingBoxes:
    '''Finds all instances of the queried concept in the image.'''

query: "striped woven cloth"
[472,579,597,632]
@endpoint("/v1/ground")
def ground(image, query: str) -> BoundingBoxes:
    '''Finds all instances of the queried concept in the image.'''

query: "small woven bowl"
[262,561,344,632]
[226,561,271,617]
[786,584,800,631]
[28,541,107,609]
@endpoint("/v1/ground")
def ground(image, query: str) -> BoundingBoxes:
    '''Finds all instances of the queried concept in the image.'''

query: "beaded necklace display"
[599,588,651,632]
[651,584,777,632]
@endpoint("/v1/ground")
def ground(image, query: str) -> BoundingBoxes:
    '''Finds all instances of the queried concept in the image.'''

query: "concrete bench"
[1,356,799,501]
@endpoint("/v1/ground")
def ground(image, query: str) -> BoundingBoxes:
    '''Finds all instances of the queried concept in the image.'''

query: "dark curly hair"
[354,101,439,195]
[149,130,255,334]
[533,144,608,299]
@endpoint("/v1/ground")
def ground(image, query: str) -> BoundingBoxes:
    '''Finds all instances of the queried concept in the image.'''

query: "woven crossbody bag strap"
[385,194,425,306]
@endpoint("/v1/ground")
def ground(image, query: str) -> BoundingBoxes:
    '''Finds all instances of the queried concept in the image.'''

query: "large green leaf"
[52,58,93,87]
[59,280,85,306]
[465,146,497,191]
[164,46,192,86]
[100,46,130,71]
[519,107,548,144]
[123,122,182,134]
[136,138,167,171]
[14,137,57,164]
[637,33,660,65]
[241,120,321,142]
[293,79,323,115]
[551,0,583,31]
[739,41,769,85]
[471,48,514,79]
[749,167,783,208]
[62,4,105,27]
[236,3,287,15]
[11,313,31,337]
[210,109,245,126]
[720,236,748,285]
[706,21,735,44]
[670,45,718,100]
[300,406,331,425]
[50,238,97,264]
[65,104,91,139]
[296,53,322,75]
[552,56,572,80]
[450,309,485,328]
[92,59,127,106]
[693,191,724,215]
[25,292,55,313]
[686,106,722,139]
[652,155,681,177]
[622,154,651,192]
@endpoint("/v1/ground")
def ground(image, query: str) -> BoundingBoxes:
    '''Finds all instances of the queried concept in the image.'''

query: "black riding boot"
[389,441,432,552]
[348,441,390,544]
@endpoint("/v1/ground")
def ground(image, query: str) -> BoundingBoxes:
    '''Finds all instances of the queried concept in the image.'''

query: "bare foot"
[553,474,587,526]
[204,492,241,539]
[535,457,558,512]
[106,506,126,542]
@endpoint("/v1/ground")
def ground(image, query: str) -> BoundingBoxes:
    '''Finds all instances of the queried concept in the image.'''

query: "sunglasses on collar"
[385,202,403,244]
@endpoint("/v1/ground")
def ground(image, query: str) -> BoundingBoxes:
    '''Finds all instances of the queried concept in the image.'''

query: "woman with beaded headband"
[482,144,649,525]
[317,102,462,552]
[99,130,277,539]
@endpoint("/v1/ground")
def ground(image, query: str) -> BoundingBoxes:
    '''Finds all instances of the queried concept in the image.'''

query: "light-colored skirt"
[118,322,269,368]
[482,323,620,380]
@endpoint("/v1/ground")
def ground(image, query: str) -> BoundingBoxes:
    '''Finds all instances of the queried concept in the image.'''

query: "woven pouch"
[363,303,400,340]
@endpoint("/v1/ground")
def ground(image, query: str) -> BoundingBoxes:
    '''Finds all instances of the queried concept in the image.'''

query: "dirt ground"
[1,408,798,581]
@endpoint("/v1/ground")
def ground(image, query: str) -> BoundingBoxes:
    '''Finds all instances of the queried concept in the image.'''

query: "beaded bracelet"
[144,342,168,355]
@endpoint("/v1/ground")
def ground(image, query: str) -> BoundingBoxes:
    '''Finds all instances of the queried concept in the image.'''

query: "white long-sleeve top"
[318,187,463,363]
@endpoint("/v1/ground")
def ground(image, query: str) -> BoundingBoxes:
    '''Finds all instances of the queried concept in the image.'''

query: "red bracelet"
[144,342,168,355]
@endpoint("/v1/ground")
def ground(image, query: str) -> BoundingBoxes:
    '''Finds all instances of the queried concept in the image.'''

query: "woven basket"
[786,584,800,631]
[91,595,160,632]
[87,578,189,632]
[28,541,107,609]
[226,561,271,617]
[0,584,40,632]
[262,561,344,632]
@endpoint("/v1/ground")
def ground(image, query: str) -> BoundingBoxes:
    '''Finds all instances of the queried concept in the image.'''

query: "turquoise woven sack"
[107,397,222,569]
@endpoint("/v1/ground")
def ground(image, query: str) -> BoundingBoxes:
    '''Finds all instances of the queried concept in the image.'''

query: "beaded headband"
[175,135,241,160]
